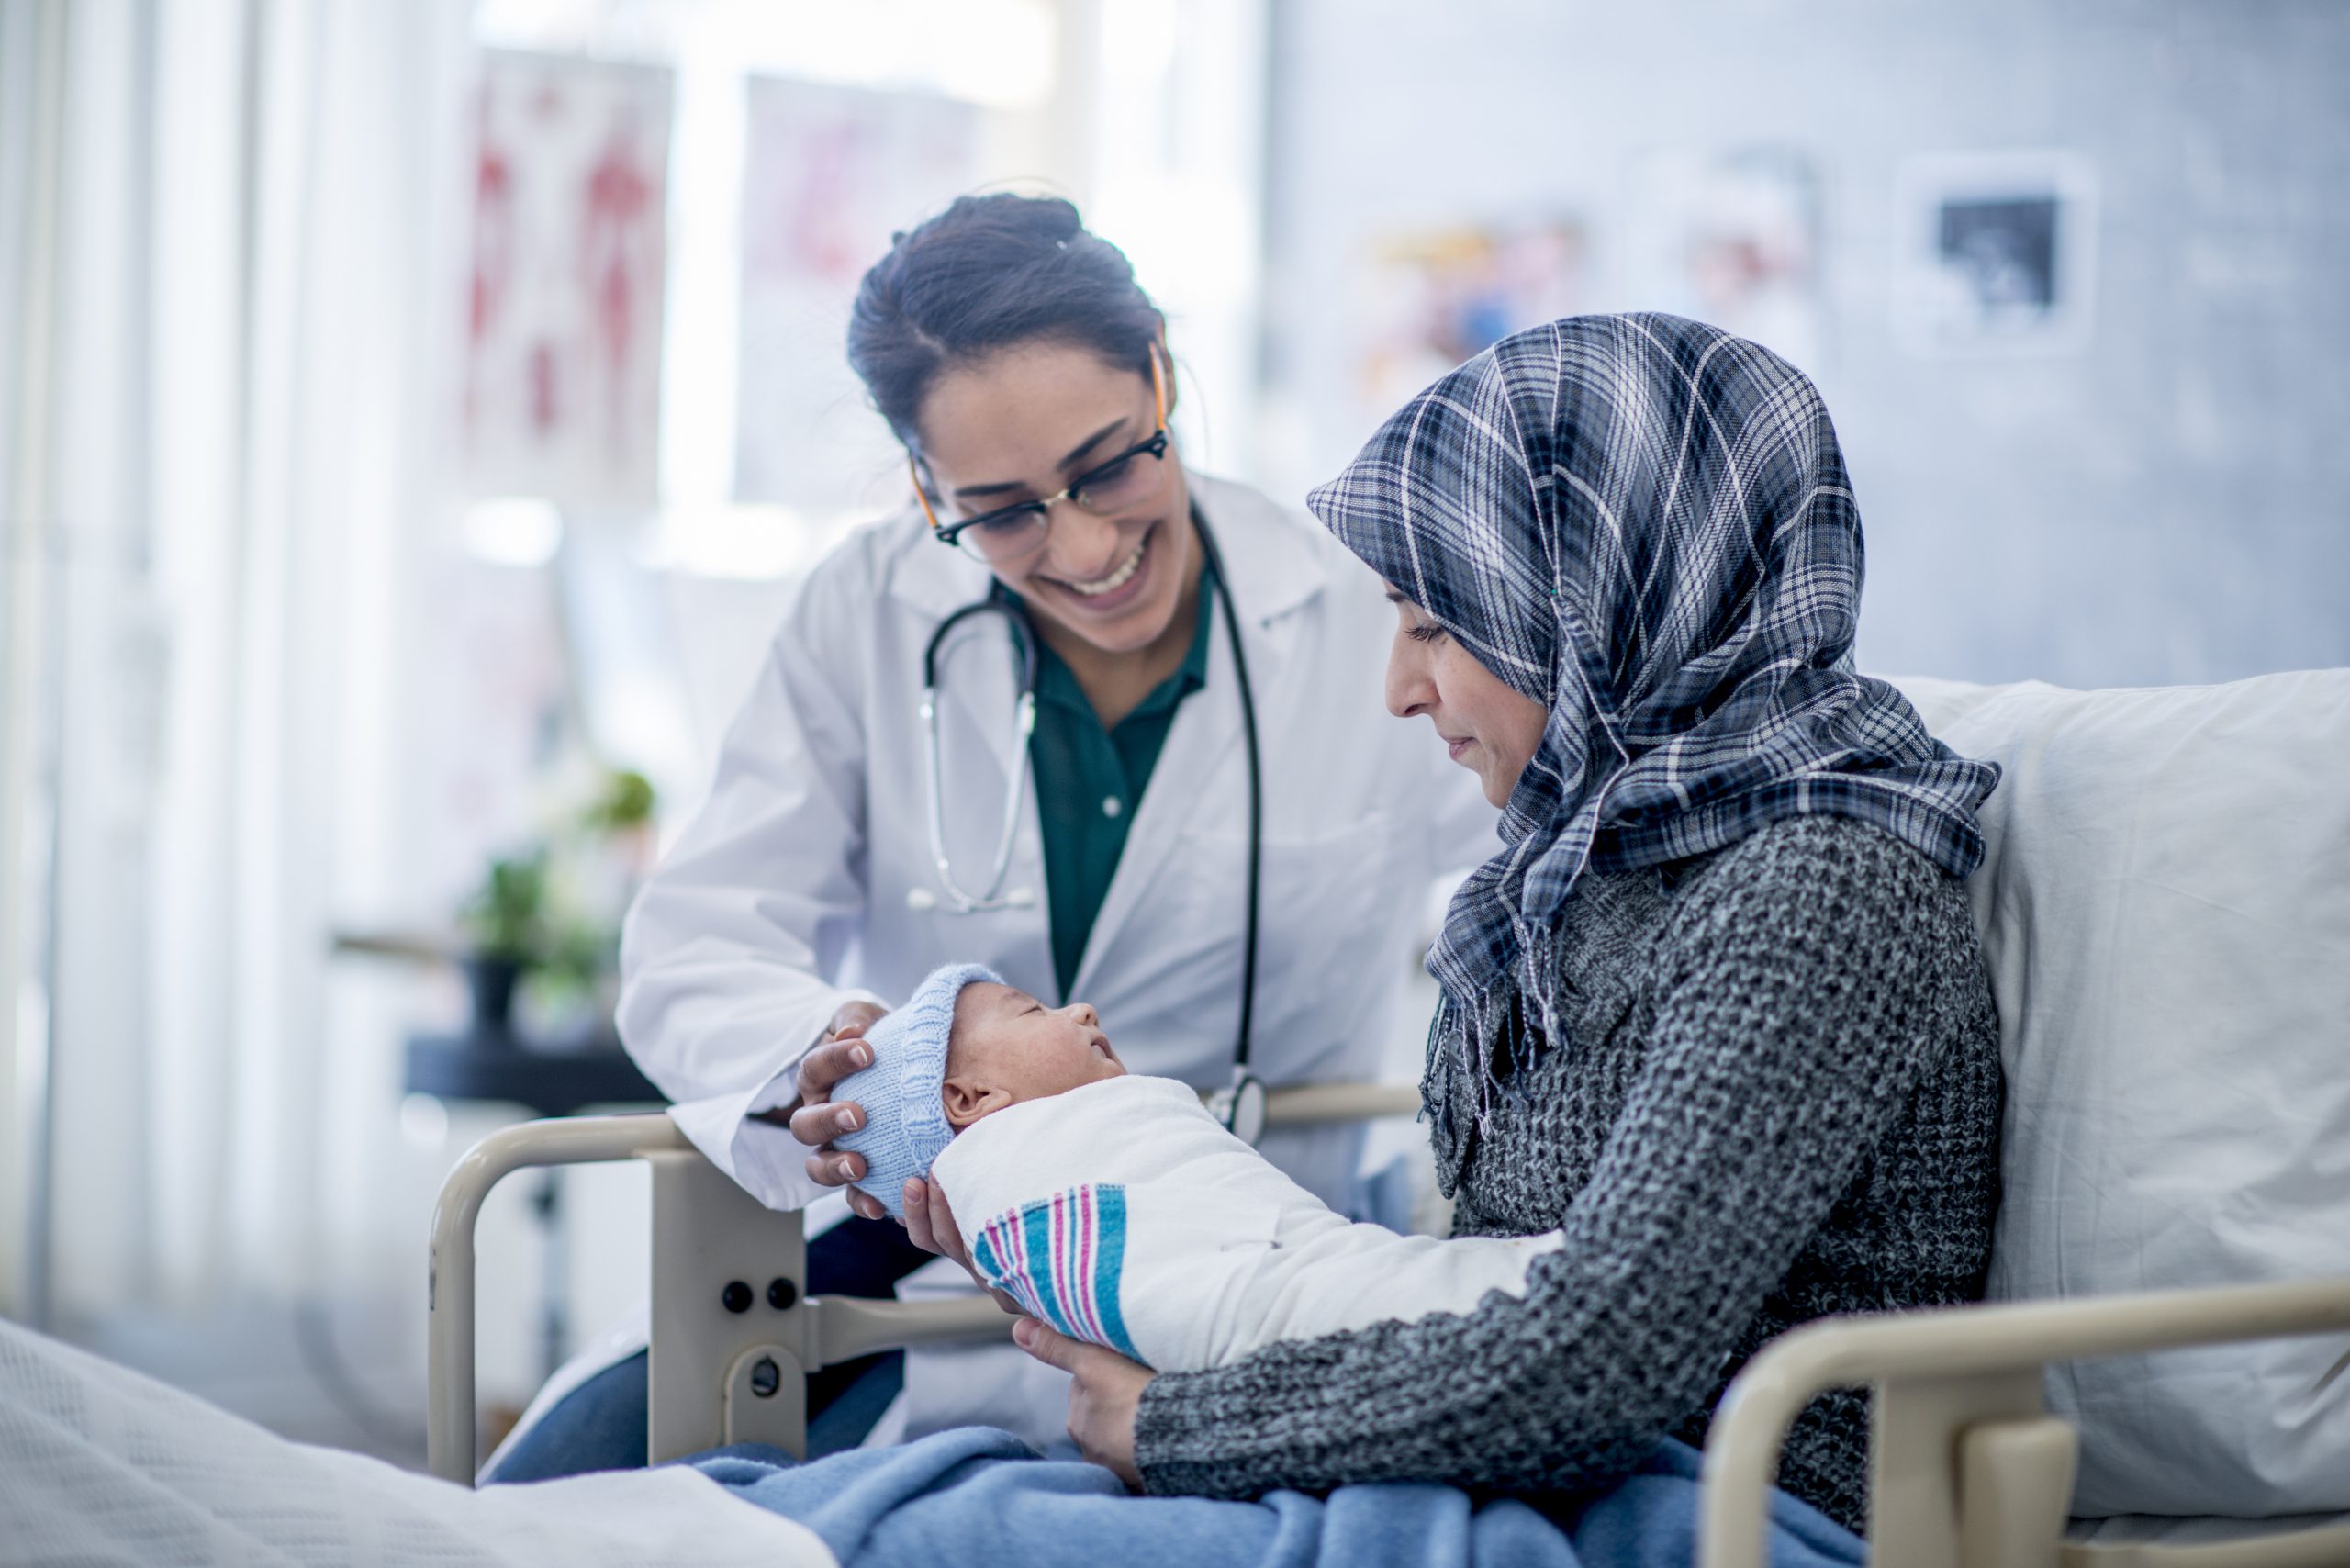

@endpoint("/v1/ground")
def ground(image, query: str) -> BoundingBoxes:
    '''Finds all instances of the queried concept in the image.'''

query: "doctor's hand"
[1013,1317,1151,1490]
[778,1002,891,1221]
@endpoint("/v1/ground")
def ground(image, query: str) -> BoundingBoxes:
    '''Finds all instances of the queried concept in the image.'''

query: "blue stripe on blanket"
[970,1184,1138,1361]
[1020,1198,1072,1337]
[1091,1186,1139,1361]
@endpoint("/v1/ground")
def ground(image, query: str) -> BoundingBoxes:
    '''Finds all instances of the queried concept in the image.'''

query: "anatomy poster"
[462,51,672,510]
[733,78,977,515]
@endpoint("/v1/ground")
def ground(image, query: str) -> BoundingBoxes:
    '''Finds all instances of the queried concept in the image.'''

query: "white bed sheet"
[1,1316,834,1568]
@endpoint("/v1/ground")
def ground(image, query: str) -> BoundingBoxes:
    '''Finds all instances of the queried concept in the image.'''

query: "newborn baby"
[832,964,1561,1374]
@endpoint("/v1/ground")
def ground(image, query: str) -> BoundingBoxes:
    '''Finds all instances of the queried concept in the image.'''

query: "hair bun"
[1031,195,1082,241]
[847,193,1163,449]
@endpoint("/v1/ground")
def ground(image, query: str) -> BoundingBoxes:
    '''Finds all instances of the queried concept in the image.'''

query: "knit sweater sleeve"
[1132,825,1972,1499]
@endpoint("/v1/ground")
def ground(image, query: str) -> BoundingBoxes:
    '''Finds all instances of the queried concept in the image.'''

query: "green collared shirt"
[1009,565,1217,999]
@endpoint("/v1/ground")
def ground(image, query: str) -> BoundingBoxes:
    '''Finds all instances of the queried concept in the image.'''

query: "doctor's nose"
[1041,508,1126,582]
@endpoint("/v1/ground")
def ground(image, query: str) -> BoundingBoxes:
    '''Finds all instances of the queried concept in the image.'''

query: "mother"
[935,313,2005,1534]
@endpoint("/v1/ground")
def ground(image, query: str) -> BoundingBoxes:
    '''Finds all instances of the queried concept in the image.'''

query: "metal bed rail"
[429,1087,1421,1484]
[1699,1274,2350,1568]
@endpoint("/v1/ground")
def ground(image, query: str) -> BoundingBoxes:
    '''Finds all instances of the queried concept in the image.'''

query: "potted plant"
[458,846,550,1036]
[453,769,659,1042]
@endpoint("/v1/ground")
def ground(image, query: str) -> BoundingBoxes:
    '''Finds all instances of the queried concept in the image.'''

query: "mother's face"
[1382,588,1550,808]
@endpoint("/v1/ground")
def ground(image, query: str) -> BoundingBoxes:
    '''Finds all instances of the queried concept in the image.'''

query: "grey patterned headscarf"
[1308,314,1998,1135]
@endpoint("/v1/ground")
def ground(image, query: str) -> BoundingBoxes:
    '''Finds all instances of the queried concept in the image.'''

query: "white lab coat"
[507,475,1495,1462]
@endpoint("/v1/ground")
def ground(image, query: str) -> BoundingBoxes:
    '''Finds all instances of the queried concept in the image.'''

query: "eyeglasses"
[912,348,1171,566]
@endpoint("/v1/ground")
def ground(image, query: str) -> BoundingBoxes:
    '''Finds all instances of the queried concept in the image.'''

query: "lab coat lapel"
[1070,478,1327,995]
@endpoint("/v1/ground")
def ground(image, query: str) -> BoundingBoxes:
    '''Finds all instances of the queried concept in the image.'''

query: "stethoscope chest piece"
[1207,1068,1268,1147]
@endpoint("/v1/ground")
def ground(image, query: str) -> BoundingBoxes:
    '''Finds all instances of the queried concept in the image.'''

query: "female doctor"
[487,193,1493,1479]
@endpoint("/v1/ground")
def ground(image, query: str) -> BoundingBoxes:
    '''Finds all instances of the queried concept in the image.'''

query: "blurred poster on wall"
[1621,148,1821,374]
[460,51,671,510]
[1353,218,1591,433]
[1894,151,2098,355]
[733,79,978,515]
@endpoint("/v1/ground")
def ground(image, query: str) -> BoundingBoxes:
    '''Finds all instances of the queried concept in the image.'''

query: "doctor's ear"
[942,1076,1012,1130]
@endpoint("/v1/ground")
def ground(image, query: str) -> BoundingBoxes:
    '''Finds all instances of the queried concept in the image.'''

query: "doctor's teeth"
[1064,539,1147,597]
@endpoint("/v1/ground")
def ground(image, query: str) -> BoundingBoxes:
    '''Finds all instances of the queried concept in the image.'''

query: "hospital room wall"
[1258,0,2350,689]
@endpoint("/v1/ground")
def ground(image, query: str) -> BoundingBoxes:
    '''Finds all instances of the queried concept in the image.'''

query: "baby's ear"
[942,1076,1010,1131]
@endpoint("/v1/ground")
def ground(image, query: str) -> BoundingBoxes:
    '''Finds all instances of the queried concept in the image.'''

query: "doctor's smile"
[1042,526,1152,602]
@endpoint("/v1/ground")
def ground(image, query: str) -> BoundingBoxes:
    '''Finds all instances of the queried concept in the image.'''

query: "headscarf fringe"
[1423,918,1573,1191]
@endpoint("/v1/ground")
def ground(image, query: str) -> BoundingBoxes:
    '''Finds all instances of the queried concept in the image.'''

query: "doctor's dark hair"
[847,193,1166,452]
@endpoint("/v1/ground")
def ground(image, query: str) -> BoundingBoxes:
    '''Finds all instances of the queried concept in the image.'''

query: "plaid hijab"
[1309,314,1998,1132]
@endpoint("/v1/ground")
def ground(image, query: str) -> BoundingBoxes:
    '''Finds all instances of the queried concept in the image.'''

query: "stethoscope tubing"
[915,505,1262,1075]
[1190,512,1261,1072]
[919,602,1039,913]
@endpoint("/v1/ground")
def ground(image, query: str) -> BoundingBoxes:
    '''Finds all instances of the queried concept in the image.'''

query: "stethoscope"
[910,508,1267,1144]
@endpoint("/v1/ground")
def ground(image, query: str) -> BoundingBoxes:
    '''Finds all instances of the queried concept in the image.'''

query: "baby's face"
[941,982,1125,1130]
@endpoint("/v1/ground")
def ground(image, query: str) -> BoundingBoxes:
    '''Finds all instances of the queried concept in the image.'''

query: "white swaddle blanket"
[932,1074,1561,1373]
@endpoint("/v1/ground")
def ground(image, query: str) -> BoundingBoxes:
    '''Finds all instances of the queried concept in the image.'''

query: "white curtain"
[9,0,468,1321]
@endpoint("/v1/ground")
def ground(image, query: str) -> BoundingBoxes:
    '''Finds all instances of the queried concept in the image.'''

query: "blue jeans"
[485,1215,931,1482]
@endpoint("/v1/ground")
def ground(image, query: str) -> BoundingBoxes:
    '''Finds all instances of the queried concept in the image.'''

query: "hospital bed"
[427,671,2350,1568]
[425,1084,1419,1478]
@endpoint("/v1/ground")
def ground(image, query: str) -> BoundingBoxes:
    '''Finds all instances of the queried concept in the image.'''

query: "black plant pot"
[464,955,525,1038]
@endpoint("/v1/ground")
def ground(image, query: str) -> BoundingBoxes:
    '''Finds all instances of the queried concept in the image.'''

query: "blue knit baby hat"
[832,964,1002,1219]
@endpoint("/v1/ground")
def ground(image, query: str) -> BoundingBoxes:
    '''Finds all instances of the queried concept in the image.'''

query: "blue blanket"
[690,1428,1862,1568]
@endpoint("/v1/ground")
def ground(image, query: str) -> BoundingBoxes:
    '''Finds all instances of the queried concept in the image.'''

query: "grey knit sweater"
[1133,814,2002,1533]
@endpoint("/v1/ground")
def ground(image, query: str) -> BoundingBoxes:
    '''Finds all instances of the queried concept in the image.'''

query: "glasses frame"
[912,346,1170,559]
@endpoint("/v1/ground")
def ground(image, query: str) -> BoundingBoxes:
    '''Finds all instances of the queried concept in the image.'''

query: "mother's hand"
[901,1178,1024,1315]
[1013,1318,1153,1489]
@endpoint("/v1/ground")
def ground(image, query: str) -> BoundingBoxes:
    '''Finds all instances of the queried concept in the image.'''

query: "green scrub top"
[1007,564,1217,1000]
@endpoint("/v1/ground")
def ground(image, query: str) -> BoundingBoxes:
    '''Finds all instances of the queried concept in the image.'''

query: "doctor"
[487,193,1493,1479]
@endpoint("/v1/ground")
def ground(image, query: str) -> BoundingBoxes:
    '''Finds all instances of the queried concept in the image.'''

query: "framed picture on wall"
[1894,151,2097,355]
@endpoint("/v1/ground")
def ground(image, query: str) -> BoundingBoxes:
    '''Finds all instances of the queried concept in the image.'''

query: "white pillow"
[1892,670,2350,1518]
